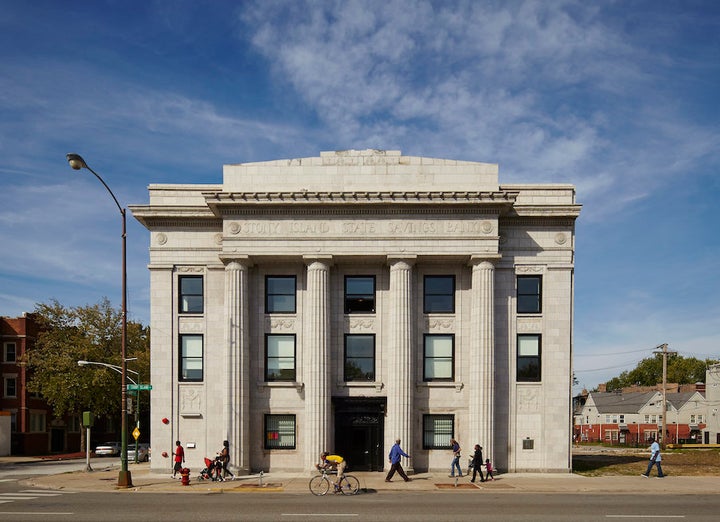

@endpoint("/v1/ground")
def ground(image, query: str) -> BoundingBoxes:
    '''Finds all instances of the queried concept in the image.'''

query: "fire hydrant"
[180,467,191,486]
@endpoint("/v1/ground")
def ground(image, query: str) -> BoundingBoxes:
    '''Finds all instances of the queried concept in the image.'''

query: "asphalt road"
[1,479,719,522]
[2,459,720,521]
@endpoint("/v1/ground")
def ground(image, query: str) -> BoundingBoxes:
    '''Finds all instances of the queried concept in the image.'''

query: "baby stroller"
[198,456,224,481]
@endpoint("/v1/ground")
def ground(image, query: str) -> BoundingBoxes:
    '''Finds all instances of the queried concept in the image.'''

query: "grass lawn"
[573,447,720,476]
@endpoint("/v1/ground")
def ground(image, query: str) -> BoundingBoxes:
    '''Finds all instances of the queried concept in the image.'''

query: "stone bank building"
[129,150,581,474]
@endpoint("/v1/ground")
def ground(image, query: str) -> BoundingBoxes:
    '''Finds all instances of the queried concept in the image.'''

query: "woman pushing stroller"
[198,441,234,481]
[218,440,234,480]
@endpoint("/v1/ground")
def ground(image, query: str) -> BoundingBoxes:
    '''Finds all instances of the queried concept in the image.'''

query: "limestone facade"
[129,150,581,474]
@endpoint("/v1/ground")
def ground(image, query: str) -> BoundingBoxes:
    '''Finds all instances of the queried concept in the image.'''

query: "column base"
[117,470,133,488]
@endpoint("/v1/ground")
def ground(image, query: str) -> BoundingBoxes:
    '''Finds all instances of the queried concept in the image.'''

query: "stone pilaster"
[224,258,250,474]
[387,257,415,472]
[469,257,497,461]
[303,257,331,470]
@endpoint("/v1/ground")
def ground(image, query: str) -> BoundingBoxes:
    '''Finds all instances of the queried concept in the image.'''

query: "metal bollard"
[259,470,264,487]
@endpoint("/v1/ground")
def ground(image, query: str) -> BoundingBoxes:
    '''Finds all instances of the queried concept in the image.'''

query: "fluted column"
[224,259,250,474]
[303,257,331,470]
[387,257,415,472]
[469,257,496,460]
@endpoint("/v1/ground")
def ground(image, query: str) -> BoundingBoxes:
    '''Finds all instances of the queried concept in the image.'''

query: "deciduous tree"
[25,298,149,450]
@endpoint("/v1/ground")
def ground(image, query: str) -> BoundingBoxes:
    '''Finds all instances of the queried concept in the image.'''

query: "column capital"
[303,255,333,269]
[469,254,501,268]
[220,254,252,268]
[387,255,417,268]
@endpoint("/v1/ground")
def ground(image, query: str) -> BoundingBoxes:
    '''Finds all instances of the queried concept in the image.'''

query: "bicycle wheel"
[339,475,360,495]
[309,475,330,496]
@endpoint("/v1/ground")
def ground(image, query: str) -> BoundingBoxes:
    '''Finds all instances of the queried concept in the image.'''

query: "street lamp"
[78,360,138,385]
[66,153,132,488]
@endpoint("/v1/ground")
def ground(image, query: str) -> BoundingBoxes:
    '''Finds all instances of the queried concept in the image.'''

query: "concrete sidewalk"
[13,460,720,495]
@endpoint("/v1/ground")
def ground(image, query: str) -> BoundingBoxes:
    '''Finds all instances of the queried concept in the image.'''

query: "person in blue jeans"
[641,436,664,478]
[449,438,462,477]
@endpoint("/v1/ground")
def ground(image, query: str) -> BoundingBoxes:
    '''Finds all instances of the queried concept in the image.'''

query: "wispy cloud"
[238,0,719,220]
[0,1,718,389]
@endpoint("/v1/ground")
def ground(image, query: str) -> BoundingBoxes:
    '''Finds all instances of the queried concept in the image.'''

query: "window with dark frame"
[424,334,454,381]
[179,275,204,314]
[3,342,16,362]
[344,276,375,313]
[264,414,296,449]
[424,275,455,313]
[344,334,375,381]
[266,276,296,313]
[423,414,454,449]
[517,334,541,382]
[4,377,17,398]
[265,334,296,381]
[517,275,542,314]
[179,334,203,382]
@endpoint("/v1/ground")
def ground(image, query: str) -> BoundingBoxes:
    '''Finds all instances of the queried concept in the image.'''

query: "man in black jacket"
[470,444,485,482]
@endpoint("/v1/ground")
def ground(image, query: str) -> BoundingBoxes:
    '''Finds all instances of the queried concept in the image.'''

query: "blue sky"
[1,1,718,392]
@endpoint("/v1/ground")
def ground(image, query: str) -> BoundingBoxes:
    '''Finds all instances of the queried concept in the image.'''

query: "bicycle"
[309,469,360,496]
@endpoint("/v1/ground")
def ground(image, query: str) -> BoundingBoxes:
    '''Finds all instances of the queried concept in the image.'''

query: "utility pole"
[654,343,677,449]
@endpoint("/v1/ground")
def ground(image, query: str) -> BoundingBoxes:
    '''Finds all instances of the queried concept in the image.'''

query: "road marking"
[0,512,74,516]
[0,479,17,483]
[605,515,685,518]
[283,515,358,517]
[19,490,63,496]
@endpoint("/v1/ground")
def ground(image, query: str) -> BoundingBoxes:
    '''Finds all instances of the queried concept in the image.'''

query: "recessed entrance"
[333,397,385,472]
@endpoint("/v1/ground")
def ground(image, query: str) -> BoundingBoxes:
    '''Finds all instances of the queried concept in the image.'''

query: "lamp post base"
[117,470,133,488]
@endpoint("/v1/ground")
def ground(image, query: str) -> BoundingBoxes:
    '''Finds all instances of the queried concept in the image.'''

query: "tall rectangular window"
[265,334,296,381]
[517,334,541,382]
[424,334,454,381]
[344,334,375,381]
[266,276,296,313]
[179,275,204,314]
[345,276,375,313]
[264,414,296,449]
[424,275,455,313]
[3,342,16,362]
[179,334,203,382]
[423,414,454,449]
[517,275,542,314]
[3,377,17,398]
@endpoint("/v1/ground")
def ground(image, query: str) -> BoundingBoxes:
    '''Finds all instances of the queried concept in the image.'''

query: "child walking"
[484,458,495,481]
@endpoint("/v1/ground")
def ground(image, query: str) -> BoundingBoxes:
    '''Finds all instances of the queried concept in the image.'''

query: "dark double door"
[333,398,385,472]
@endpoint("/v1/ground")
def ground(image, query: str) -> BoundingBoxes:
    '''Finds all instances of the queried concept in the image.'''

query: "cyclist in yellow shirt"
[316,451,347,490]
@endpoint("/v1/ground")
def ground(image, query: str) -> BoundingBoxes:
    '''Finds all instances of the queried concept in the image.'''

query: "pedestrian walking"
[484,458,495,480]
[641,436,664,478]
[385,438,411,482]
[219,440,235,480]
[172,440,184,479]
[470,444,485,482]
[449,438,462,477]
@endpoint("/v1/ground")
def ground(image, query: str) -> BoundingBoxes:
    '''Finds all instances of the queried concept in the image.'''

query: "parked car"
[95,441,121,457]
[127,443,150,462]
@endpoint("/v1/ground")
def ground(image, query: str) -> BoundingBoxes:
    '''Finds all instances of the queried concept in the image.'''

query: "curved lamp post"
[66,153,132,488]
[78,360,139,385]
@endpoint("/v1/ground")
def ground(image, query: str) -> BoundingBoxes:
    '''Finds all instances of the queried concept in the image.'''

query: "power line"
[575,363,638,373]
[575,347,653,358]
